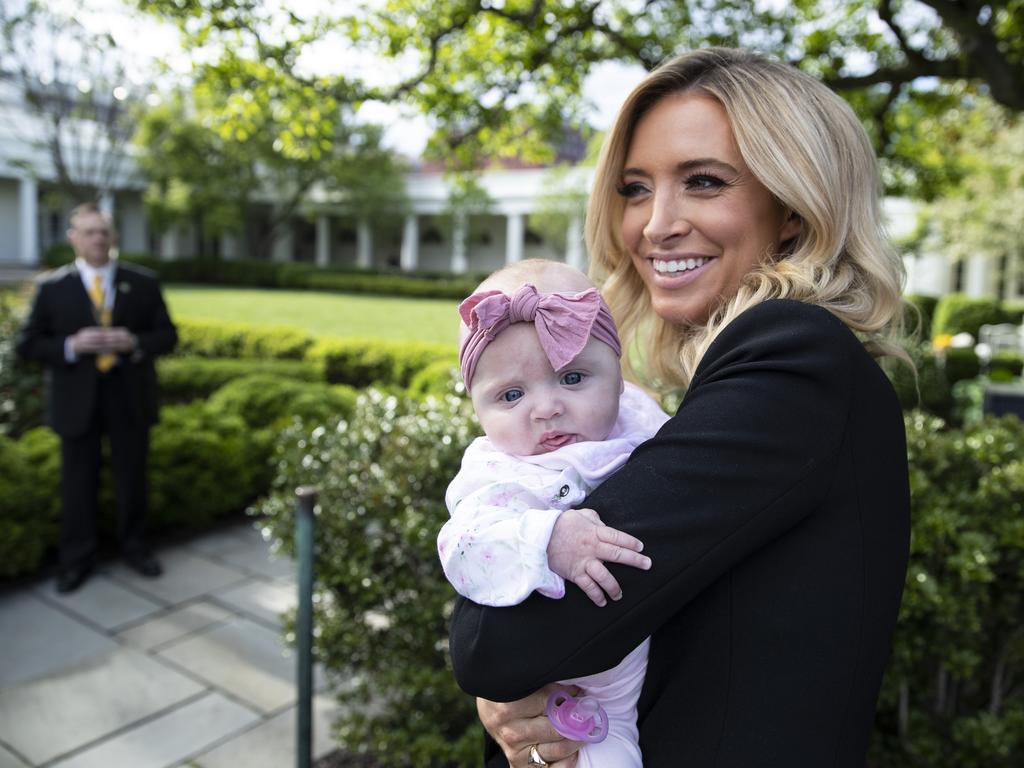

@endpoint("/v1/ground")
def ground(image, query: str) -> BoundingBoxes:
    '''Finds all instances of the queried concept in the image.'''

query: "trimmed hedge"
[308,338,457,388]
[158,357,324,403]
[44,245,484,300]
[0,429,61,577]
[0,294,44,437]
[206,374,357,430]
[904,294,939,340]
[175,319,316,360]
[0,371,360,579]
[932,294,1011,338]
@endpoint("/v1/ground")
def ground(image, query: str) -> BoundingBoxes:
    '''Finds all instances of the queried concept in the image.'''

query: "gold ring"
[527,744,549,766]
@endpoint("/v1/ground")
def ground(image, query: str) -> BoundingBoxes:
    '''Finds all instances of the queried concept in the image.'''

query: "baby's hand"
[546,508,651,607]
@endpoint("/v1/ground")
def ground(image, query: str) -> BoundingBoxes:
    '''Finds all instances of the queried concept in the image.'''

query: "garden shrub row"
[0,373,357,579]
[44,244,484,301]
[256,386,1024,768]
[932,294,1013,338]
[158,357,324,403]
[174,318,458,389]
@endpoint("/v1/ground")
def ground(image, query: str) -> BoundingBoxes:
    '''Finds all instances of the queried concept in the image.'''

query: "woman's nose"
[642,192,691,245]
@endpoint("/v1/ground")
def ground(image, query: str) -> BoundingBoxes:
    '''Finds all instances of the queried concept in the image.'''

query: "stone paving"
[0,522,342,767]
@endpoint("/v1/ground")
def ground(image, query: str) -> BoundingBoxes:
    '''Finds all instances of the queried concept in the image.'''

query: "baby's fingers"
[596,525,645,553]
[573,572,609,607]
[596,540,652,571]
[584,560,623,602]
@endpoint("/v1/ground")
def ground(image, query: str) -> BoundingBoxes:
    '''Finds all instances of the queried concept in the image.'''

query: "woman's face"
[619,90,801,326]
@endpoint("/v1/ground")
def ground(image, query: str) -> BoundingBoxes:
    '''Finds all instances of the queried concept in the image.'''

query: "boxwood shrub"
[904,294,939,341]
[871,413,1024,767]
[308,338,457,388]
[158,357,324,403]
[206,374,357,430]
[0,429,61,577]
[256,390,480,767]
[932,294,1010,338]
[255,391,1024,767]
[175,319,316,360]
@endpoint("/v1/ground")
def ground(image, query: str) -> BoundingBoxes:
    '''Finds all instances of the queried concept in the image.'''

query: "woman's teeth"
[653,257,709,274]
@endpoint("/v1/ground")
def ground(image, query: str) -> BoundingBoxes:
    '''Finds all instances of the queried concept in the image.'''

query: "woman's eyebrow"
[621,157,739,177]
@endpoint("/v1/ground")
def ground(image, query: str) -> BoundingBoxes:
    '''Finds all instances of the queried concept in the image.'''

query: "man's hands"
[70,326,136,355]
[546,508,651,607]
[478,686,583,768]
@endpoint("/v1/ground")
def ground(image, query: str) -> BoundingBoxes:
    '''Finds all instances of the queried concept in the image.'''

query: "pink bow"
[458,284,621,391]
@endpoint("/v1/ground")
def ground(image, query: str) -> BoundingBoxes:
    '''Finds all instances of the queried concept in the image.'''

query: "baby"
[439,259,669,767]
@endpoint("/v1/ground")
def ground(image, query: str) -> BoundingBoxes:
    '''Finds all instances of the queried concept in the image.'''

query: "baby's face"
[469,323,623,456]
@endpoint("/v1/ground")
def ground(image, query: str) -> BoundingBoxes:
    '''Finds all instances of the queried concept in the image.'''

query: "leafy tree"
[923,101,1024,294]
[133,5,408,259]
[132,0,1024,197]
[348,0,1023,195]
[0,0,149,202]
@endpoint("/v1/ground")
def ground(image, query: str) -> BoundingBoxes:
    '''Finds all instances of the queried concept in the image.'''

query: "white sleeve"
[440,445,566,607]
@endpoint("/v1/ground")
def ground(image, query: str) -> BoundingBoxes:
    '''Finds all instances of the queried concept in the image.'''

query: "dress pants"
[59,369,150,570]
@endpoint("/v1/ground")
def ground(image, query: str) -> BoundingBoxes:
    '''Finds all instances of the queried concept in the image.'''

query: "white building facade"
[0,78,1016,300]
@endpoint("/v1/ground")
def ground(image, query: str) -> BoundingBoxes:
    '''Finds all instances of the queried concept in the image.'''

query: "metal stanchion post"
[295,486,317,768]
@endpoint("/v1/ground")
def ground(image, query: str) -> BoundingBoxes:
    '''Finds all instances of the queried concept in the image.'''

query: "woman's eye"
[615,182,647,198]
[501,389,524,402]
[561,372,583,385]
[685,173,726,191]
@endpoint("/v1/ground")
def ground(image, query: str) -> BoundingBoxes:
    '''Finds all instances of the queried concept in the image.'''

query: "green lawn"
[165,285,460,344]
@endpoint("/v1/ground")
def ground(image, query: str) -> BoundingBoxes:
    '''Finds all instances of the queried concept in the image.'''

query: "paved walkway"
[0,522,342,767]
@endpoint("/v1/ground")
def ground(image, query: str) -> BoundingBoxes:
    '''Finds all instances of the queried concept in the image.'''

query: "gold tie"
[88,274,116,372]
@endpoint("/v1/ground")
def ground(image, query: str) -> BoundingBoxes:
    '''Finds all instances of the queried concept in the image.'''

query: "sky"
[48,0,649,159]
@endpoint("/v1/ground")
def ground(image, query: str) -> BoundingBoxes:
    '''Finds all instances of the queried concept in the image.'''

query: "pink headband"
[458,284,622,391]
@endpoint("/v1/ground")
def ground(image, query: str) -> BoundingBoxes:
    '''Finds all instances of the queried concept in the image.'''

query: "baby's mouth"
[539,432,575,450]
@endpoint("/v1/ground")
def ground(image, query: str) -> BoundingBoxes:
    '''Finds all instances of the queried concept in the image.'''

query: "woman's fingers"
[523,738,583,767]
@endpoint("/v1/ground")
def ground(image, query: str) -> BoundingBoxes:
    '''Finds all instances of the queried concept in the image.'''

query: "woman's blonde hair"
[587,47,907,390]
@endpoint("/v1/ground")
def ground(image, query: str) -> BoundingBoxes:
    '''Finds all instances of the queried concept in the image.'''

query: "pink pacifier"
[545,686,609,743]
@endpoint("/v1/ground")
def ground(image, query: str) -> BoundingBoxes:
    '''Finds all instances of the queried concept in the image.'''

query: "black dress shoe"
[124,552,163,578]
[56,562,93,593]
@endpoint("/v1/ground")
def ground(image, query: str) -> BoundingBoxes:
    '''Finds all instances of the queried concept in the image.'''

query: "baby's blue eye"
[501,389,524,402]
[561,371,583,385]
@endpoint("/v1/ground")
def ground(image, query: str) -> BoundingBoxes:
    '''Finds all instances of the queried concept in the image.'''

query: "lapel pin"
[119,282,131,293]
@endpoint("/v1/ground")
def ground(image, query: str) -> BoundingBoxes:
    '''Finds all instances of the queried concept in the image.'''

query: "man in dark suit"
[17,202,178,593]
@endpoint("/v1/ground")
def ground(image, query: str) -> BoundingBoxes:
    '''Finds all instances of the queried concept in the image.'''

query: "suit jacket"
[449,299,911,767]
[16,261,178,438]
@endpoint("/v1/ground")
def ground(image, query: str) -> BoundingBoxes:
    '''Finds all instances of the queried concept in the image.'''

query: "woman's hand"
[477,685,583,767]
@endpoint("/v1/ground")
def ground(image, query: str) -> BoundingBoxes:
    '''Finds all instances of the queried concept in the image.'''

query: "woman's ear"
[779,209,802,244]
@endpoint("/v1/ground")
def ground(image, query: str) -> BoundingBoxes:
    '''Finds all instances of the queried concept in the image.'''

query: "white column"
[400,214,419,271]
[271,221,293,263]
[451,211,468,274]
[357,219,373,269]
[505,212,524,266]
[964,254,990,298]
[220,233,238,260]
[98,191,115,216]
[565,213,585,271]
[160,231,179,260]
[315,214,331,267]
[18,176,38,265]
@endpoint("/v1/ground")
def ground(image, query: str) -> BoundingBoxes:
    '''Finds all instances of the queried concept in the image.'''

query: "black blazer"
[16,262,178,438]
[449,299,911,767]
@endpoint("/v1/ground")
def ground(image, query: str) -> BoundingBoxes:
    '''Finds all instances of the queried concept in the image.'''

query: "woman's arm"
[450,299,861,700]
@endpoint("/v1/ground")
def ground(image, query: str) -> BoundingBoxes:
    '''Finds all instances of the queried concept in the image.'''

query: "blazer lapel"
[63,266,100,327]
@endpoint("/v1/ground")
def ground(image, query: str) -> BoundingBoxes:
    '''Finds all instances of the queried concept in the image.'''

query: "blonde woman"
[449,47,911,768]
